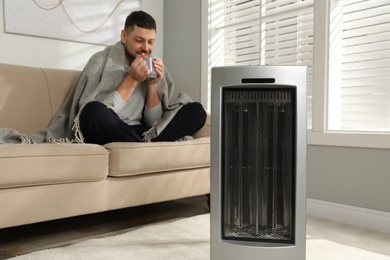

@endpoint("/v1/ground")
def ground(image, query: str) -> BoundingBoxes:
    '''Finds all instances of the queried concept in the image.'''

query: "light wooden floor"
[0,195,210,259]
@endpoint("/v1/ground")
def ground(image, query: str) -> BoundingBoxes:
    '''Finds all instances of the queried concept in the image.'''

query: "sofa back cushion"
[42,68,80,118]
[0,63,79,134]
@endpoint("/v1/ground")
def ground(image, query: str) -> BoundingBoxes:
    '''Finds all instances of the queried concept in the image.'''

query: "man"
[0,11,206,144]
[78,11,206,144]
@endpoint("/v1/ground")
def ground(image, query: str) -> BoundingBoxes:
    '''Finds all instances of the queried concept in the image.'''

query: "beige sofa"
[0,63,210,229]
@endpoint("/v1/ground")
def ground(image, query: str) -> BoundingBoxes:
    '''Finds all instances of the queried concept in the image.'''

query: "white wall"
[0,0,163,70]
[163,0,205,104]
[307,145,390,212]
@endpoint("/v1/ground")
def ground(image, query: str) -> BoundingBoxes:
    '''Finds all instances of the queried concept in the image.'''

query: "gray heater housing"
[210,66,306,260]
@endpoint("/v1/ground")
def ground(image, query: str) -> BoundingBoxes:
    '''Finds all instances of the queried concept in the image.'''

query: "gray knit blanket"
[0,42,192,144]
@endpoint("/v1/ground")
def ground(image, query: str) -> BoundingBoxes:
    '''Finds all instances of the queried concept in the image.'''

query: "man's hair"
[124,11,156,33]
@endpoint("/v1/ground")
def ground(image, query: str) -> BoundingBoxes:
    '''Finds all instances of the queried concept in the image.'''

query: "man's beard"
[124,47,136,63]
[124,44,148,63]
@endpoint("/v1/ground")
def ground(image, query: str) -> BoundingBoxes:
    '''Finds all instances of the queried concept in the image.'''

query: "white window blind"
[332,0,390,131]
[213,0,314,128]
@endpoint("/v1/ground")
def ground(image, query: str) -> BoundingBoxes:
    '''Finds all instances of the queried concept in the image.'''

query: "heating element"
[211,66,306,259]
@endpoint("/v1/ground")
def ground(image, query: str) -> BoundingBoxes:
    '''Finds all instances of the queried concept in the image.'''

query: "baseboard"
[307,199,390,235]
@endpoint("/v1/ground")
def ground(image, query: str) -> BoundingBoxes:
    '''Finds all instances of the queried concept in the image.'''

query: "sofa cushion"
[104,137,210,177]
[0,144,109,189]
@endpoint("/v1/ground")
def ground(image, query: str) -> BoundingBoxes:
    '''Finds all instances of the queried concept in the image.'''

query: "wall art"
[3,0,142,45]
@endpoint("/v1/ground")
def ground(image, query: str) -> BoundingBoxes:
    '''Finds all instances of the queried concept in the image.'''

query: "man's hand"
[118,54,163,106]
[130,54,149,82]
[117,54,149,102]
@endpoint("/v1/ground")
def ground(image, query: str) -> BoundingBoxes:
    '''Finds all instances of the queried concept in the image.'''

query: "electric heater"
[210,66,306,259]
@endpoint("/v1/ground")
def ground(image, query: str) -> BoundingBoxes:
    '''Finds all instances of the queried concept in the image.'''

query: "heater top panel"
[211,65,306,92]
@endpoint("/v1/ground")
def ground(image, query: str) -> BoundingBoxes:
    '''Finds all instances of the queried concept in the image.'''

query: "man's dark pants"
[79,101,207,145]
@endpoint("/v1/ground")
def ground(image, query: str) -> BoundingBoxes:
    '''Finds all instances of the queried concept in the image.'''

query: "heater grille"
[221,86,296,244]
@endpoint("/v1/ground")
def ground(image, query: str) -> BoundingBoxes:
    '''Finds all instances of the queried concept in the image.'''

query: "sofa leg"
[206,194,210,209]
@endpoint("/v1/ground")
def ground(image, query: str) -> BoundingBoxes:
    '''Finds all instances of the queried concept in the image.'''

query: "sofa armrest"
[193,112,211,139]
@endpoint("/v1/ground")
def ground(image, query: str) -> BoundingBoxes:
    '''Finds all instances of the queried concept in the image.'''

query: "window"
[208,0,390,147]
[328,0,390,132]
[210,0,314,128]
